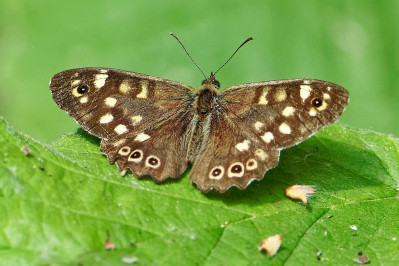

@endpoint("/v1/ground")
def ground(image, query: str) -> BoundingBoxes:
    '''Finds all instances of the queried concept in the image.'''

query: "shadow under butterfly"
[49,34,349,193]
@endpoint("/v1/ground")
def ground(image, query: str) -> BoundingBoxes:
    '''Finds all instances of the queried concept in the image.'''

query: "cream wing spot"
[246,159,258,171]
[282,106,295,117]
[99,69,108,74]
[275,88,287,102]
[130,115,143,125]
[279,123,291,134]
[118,146,131,156]
[128,149,143,163]
[71,80,81,86]
[209,166,225,180]
[105,97,117,107]
[94,74,108,89]
[79,96,88,103]
[261,132,274,143]
[114,124,128,135]
[235,140,251,152]
[255,149,268,161]
[258,89,268,105]
[309,108,318,116]
[227,162,245,178]
[145,155,161,169]
[300,85,312,101]
[134,132,150,142]
[323,93,331,100]
[100,113,114,124]
[137,80,148,99]
[254,121,265,131]
[119,79,132,94]
[113,139,126,147]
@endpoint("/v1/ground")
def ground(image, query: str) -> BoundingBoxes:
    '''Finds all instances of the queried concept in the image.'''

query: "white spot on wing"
[134,132,150,142]
[100,113,114,124]
[261,132,274,143]
[275,88,287,102]
[323,93,331,100]
[94,74,108,89]
[105,97,117,107]
[137,80,148,99]
[114,124,128,135]
[235,140,251,152]
[254,121,265,131]
[282,106,295,117]
[279,123,291,134]
[309,108,317,116]
[130,115,142,125]
[300,85,312,101]
[100,69,108,73]
[79,96,88,103]
[119,79,132,94]
[71,80,81,86]
[258,89,268,105]
[255,149,268,161]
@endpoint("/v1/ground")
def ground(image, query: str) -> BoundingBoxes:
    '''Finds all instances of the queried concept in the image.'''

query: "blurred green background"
[0,0,398,143]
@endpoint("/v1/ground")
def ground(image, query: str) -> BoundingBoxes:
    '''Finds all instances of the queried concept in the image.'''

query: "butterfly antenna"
[170,33,207,79]
[214,37,254,76]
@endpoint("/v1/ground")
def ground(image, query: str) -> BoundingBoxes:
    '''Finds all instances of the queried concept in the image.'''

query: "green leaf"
[1,116,398,265]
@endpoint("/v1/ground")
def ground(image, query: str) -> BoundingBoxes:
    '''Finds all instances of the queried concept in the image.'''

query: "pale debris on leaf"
[285,185,316,204]
[350,225,358,230]
[20,145,32,156]
[122,257,138,264]
[258,234,284,257]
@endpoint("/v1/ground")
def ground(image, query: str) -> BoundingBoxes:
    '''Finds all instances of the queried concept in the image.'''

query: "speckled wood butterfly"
[50,36,349,193]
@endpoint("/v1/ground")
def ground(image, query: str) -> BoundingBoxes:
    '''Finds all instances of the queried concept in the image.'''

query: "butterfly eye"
[311,97,323,107]
[77,85,89,94]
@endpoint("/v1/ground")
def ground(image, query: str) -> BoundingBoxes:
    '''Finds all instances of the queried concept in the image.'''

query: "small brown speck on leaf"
[105,239,115,250]
[258,234,284,257]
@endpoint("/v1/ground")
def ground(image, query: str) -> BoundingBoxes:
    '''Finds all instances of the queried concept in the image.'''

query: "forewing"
[221,79,349,149]
[50,68,195,139]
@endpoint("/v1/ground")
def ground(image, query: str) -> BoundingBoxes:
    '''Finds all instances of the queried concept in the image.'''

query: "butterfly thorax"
[195,84,219,116]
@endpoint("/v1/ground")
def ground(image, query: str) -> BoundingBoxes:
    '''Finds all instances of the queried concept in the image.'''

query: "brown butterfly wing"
[221,79,349,149]
[50,68,195,181]
[190,79,349,192]
[190,111,280,193]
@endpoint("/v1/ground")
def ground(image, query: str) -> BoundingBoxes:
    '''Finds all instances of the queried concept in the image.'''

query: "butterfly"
[49,37,349,193]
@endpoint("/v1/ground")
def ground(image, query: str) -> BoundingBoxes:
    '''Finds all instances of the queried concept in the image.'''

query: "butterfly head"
[202,72,220,90]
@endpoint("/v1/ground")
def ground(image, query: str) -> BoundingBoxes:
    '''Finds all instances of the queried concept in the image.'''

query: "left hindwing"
[220,79,349,149]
